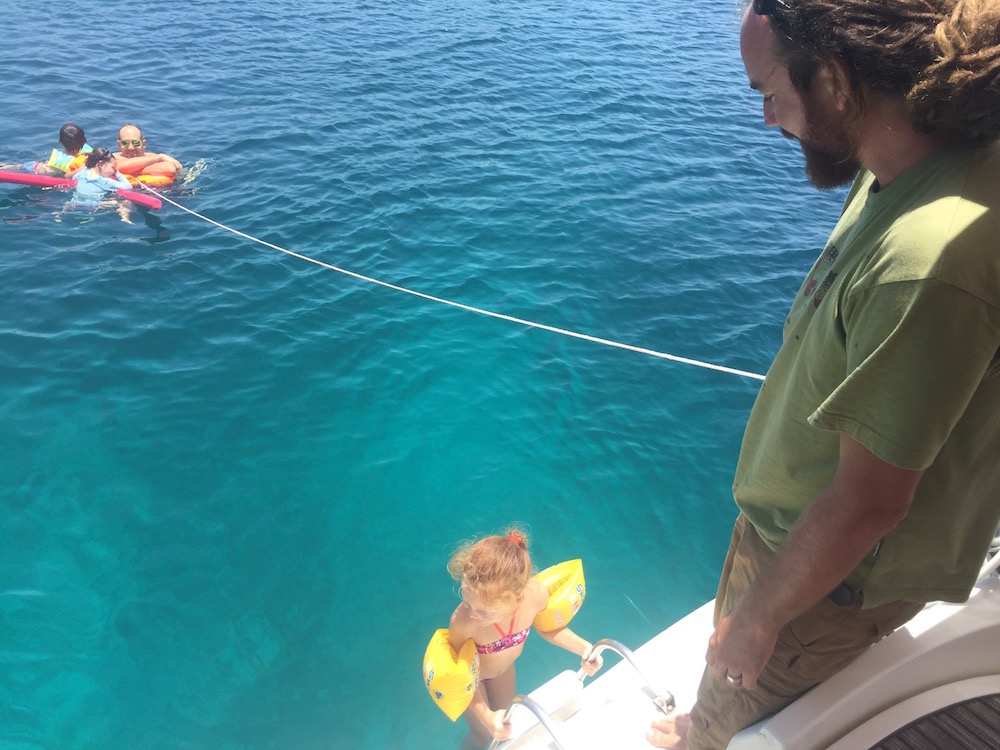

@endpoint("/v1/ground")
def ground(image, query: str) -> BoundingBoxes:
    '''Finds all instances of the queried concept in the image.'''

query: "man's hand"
[703,434,923,692]
[705,603,779,691]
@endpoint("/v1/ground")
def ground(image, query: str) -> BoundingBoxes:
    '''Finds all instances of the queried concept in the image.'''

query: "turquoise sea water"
[1,2,845,748]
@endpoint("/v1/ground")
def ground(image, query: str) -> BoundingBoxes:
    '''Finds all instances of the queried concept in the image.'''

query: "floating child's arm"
[111,173,132,189]
[535,626,604,676]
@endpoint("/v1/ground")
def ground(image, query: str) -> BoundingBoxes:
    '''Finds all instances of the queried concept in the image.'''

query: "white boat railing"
[487,638,675,750]
[577,639,676,716]
[487,693,571,750]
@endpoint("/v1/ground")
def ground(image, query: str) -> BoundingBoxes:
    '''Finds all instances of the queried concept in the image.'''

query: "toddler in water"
[24,122,92,177]
[74,148,131,198]
[71,147,132,221]
[447,529,603,749]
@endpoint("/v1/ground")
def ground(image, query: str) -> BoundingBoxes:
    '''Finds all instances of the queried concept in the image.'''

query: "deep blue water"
[0,1,844,748]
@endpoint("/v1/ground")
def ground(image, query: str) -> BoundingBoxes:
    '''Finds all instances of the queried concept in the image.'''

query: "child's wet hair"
[85,147,113,169]
[59,123,87,154]
[449,528,532,610]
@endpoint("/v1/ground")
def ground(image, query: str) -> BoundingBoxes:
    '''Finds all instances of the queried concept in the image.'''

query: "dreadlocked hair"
[768,0,1000,145]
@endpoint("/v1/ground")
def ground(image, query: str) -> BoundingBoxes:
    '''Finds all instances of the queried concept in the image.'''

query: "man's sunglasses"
[753,0,790,15]
[118,139,142,147]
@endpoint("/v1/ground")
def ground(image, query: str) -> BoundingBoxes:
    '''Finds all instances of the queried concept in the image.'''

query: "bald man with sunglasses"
[113,124,182,180]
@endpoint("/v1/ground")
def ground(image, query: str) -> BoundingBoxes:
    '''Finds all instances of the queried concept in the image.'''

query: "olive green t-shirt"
[733,144,1000,608]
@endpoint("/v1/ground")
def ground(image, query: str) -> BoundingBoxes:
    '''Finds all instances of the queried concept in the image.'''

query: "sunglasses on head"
[753,0,790,15]
[118,139,142,147]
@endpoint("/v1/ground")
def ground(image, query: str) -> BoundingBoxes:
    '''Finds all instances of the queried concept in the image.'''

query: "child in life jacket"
[447,529,603,748]
[26,123,93,177]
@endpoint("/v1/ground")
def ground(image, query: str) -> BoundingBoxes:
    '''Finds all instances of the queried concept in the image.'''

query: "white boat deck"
[497,573,1000,750]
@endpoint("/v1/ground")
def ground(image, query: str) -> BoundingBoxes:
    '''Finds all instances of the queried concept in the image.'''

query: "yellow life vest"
[46,145,92,174]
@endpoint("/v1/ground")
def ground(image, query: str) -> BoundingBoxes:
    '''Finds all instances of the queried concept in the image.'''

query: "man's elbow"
[864,493,915,536]
[837,434,923,535]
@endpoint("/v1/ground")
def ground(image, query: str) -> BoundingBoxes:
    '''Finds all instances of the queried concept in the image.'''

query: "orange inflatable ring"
[125,173,175,187]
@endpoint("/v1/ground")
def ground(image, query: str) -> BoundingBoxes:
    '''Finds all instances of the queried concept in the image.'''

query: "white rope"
[142,185,767,381]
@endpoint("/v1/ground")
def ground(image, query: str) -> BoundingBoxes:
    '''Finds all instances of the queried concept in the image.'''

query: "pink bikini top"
[476,610,530,655]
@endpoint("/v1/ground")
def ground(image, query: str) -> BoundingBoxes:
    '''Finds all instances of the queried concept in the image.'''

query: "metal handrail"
[576,638,675,715]
[487,639,674,749]
[487,694,569,750]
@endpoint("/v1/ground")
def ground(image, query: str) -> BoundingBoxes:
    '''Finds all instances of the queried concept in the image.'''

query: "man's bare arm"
[706,433,923,689]
[115,153,173,175]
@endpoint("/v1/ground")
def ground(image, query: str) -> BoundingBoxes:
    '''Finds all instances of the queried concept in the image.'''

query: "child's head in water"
[84,147,117,176]
[448,529,531,622]
[59,123,88,156]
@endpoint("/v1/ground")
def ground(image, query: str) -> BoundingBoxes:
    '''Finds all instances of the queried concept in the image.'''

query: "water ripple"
[1,1,844,748]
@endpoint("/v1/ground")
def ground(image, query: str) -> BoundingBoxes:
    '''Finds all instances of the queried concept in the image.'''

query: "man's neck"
[857,92,950,187]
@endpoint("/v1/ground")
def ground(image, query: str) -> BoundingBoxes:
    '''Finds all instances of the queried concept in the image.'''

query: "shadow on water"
[140,209,170,244]
[130,158,210,243]
[0,187,60,222]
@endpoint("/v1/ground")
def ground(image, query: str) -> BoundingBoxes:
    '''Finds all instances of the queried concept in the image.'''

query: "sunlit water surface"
[0,1,843,748]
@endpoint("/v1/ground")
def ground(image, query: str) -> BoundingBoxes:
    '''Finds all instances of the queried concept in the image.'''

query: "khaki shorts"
[686,515,923,750]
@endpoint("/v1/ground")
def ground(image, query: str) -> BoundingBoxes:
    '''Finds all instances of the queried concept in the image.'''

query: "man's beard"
[792,89,861,190]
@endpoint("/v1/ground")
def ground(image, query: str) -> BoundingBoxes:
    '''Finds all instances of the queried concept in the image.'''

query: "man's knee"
[686,676,796,750]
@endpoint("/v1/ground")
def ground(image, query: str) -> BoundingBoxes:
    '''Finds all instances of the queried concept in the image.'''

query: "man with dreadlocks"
[648,1,1000,747]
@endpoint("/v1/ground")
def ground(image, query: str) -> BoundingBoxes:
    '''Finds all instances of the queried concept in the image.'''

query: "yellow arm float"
[531,558,586,632]
[422,628,480,721]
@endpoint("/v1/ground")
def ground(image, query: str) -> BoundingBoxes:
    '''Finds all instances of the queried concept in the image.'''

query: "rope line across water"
[142,185,767,382]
